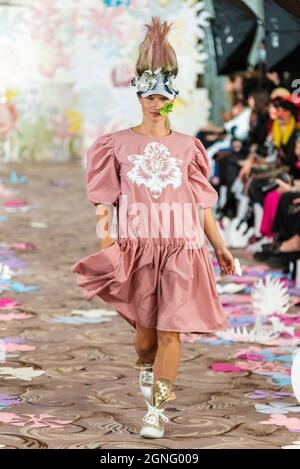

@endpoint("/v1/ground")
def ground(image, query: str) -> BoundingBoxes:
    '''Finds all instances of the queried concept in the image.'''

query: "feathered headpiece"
[132,17,179,100]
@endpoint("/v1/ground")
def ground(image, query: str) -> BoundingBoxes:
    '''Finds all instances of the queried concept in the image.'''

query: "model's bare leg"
[134,324,158,365]
[153,331,181,383]
[139,330,179,438]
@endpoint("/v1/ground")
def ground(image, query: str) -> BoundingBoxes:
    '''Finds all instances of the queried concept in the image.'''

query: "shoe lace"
[143,401,169,425]
[141,370,153,385]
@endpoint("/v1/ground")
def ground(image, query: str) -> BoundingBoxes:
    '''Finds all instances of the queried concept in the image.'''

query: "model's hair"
[135,16,178,76]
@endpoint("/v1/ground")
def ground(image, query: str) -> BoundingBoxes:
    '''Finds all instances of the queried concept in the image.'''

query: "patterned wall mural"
[0,0,211,162]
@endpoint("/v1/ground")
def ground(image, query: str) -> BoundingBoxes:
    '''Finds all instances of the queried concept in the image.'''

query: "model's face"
[138,95,173,122]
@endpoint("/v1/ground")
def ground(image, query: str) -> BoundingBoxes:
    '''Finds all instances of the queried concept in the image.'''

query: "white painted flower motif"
[127,142,183,198]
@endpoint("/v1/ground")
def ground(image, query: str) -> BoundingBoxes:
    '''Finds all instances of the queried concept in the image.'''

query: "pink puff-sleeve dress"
[71,128,228,333]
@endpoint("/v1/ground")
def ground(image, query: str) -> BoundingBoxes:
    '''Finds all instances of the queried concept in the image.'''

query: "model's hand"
[215,246,236,276]
[99,237,115,251]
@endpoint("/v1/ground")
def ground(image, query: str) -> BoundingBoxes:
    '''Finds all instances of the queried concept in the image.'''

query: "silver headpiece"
[131,68,179,100]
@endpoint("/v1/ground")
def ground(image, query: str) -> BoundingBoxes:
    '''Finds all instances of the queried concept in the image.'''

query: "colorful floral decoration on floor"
[0,413,74,428]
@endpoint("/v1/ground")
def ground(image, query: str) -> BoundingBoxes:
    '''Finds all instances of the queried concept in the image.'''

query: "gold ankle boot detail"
[140,379,176,439]
[150,378,176,408]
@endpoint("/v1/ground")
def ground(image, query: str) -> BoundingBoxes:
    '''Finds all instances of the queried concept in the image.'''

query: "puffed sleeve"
[86,133,121,206]
[188,137,218,209]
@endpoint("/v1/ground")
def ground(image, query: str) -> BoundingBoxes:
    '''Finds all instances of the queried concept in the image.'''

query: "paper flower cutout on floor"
[260,414,300,432]
[0,263,13,280]
[0,297,21,310]
[274,313,300,326]
[234,346,268,361]
[0,367,45,381]
[236,352,264,361]
[235,360,290,375]
[0,394,21,410]
[71,308,117,317]
[219,276,292,345]
[48,179,71,188]
[216,317,295,345]
[0,413,74,428]
[53,308,116,325]
[229,316,256,328]
[8,171,27,185]
[221,294,251,305]
[9,242,36,251]
[194,336,233,346]
[3,338,35,352]
[252,349,293,363]
[30,221,47,229]
[0,312,33,321]
[2,258,26,269]
[255,402,300,414]
[282,440,300,449]
[245,389,294,400]
[4,200,33,213]
[247,390,294,400]
[0,279,38,293]
[210,363,244,373]
[292,348,300,405]
[270,316,296,337]
[269,373,292,387]
[217,283,248,294]
[252,275,290,316]
[216,325,278,344]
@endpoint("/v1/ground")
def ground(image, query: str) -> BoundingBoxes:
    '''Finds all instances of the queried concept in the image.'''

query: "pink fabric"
[260,190,281,238]
[71,128,227,333]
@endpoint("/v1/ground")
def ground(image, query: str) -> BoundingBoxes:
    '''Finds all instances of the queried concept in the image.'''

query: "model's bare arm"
[96,204,116,250]
[203,208,236,276]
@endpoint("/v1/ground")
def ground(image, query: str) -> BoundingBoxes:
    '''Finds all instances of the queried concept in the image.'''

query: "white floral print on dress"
[127,142,183,198]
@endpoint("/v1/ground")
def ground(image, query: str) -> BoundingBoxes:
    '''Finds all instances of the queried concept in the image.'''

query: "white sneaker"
[140,401,169,438]
[139,368,154,401]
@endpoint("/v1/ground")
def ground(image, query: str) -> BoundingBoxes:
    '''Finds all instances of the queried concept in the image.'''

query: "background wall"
[0,0,211,162]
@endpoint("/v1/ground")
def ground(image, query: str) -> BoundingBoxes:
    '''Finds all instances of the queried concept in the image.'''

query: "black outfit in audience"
[248,128,299,206]
[272,192,300,242]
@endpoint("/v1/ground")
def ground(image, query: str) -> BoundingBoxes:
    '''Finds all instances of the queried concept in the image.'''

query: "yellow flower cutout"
[5,88,18,102]
[66,110,82,134]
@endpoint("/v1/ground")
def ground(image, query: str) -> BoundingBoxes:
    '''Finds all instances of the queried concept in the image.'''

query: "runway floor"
[0,160,299,449]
